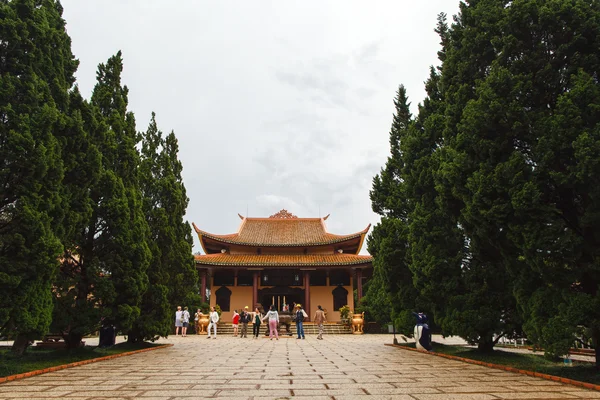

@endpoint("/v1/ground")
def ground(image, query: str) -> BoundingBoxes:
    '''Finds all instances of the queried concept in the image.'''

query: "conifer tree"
[451,0,599,362]
[364,86,420,331]
[433,0,600,358]
[51,87,102,348]
[161,131,198,309]
[0,0,77,355]
[53,53,150,348]
[129,114,172,341]
[128,113,197,342]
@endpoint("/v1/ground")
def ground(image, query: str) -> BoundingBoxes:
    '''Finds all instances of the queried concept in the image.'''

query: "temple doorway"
[258,286,303,312]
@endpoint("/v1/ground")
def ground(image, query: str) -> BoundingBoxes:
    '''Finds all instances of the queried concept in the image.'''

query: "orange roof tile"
[194,253,372,267]
[192,217,370,247]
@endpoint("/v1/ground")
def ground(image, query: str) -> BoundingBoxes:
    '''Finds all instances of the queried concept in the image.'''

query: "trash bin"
[99,325,116,347]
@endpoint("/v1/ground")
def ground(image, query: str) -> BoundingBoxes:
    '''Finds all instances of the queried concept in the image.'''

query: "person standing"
[175,306,183,336]
[181,307,190,337]
[207,306,219,339]
[239,306,251,338]
[295,304,308,340]
[252,307,263,339]
[232,310,240,337]
[262,305,279,340]
[314,305,326,340]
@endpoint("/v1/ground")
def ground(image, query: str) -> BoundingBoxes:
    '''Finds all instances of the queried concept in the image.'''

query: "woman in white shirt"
[262,305,279,340]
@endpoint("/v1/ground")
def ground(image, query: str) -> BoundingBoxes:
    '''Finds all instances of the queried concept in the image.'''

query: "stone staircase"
[197,322,352,336]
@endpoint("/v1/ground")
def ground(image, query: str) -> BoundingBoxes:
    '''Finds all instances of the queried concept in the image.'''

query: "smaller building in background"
[193,209,373,322]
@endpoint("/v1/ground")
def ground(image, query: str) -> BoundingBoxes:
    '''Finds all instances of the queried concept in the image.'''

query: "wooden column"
[252,271,258,309]
[356,268,363,301]
[201,270,207,303]
[304,271,311,321]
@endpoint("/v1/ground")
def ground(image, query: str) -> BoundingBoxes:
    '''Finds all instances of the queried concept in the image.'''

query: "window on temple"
[215,286,232,311]
[332,286,348,311]
[237,270,253,286]
[329,270,350,286]
[310,270,327,286]
[213,270,234,286]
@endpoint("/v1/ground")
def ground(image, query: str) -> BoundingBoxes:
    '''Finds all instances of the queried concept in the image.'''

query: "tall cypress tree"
[51,87,102,347]
[0,0,77,355]
[162,130,198,309]
[364,86,421,332]
[129,113,197,342]
[452,0,600,363]
[89,51,150,337]
[53,53,150,348]
[129,113,172,342]
[434,0,600,358]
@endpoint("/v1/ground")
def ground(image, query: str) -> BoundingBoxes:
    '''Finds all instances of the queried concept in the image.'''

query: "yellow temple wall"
[309,285,354,322]
[210,286,253,322]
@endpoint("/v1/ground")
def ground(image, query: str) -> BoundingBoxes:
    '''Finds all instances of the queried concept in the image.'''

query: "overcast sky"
[60,0,461,255]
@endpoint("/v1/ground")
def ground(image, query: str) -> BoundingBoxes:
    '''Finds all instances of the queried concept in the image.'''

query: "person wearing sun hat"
[295,304,308,339]
[239,306,251,338]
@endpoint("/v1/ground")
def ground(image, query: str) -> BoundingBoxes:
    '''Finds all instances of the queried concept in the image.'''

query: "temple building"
[193,209,373,322]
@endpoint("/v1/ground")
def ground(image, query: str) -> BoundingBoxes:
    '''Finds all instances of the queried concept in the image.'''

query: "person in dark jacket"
[239,306,252,338]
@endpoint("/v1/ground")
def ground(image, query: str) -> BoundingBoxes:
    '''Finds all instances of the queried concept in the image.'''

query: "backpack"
[296,310,305,322]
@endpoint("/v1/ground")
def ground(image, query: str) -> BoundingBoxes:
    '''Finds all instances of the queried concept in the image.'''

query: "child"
[232,309,240,337]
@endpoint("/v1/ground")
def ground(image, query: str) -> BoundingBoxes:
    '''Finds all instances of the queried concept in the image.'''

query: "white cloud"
[61,0,461,255]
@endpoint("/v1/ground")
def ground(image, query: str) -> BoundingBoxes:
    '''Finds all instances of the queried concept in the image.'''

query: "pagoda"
[193,209,372,321]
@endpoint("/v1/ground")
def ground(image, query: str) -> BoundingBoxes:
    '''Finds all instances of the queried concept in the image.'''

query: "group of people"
[229,306,263,339]
[174,306,191,337]
[175,304,327,340]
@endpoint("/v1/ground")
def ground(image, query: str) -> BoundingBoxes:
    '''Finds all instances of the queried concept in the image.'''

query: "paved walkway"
[1,335,598,399]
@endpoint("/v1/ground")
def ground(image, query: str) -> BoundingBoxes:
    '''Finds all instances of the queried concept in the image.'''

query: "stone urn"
[351,312,365,334]
[197,314,210,335]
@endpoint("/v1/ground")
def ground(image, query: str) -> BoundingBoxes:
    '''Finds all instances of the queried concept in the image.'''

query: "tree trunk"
[127,329,140,343]
[11,334,31,356]
[65,332,83,349]
[477,335,495,353]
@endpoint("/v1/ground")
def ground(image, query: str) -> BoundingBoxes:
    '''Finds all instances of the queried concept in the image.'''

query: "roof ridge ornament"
[269,209,298,219]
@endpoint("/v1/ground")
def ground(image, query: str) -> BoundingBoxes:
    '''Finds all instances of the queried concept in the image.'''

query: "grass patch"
[396,342,600,385]
[0,341,161,378]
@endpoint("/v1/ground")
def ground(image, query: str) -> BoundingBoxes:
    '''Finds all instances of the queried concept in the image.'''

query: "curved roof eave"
[194,254,373,267]
[194,223,371,248]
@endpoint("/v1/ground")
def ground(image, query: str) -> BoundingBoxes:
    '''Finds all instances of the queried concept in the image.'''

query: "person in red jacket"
[232,310,240,337]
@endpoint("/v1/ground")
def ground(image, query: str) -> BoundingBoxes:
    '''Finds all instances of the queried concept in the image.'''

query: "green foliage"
[338,305,351,320]
[128,113,197,342]
[366,86,427,336]
[0,0,78,354]
[370,0,600,359]
[1,0,199,352]
[433,0,600,359]
[51,52,151,348]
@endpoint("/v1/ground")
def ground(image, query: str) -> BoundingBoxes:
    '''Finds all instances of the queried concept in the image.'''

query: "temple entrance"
[258,286,303,312]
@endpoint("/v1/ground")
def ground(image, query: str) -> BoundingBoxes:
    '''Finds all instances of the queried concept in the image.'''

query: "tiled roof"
[193,218,370,247]
[194,253,373,267]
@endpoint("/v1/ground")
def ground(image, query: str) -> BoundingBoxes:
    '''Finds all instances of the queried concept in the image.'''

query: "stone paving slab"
[0,335,598,399]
